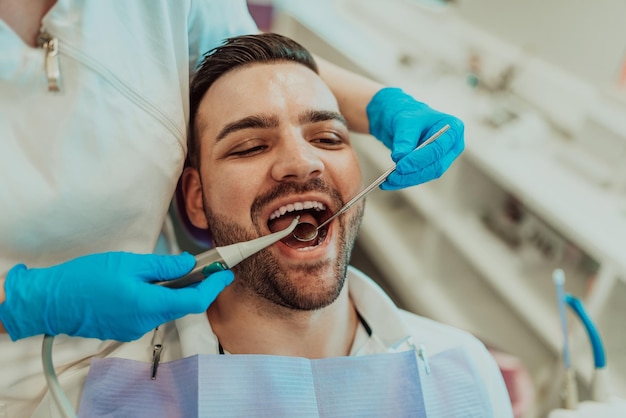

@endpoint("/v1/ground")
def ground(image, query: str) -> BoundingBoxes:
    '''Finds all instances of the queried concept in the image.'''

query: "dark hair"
[187,33,319,168]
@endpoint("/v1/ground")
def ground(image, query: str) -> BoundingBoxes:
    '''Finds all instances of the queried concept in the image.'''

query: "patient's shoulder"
[398,309,488,355]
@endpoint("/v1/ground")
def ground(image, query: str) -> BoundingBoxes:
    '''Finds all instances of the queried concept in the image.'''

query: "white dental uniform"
[30,267,514,417]
[0,1,257,416]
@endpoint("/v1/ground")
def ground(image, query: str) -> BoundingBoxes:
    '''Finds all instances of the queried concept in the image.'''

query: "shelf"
[464,125,626,279]
[435,209,562,350]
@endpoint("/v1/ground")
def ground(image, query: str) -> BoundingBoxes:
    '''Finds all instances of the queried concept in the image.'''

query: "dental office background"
[174,1,626,417]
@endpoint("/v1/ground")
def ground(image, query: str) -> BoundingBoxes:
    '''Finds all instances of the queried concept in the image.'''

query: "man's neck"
[207,284,359,358]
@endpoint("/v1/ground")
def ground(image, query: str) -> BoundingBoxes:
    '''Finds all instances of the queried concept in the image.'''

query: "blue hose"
[565,294,606,368]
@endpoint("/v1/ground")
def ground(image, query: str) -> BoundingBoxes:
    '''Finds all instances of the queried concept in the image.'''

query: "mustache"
[250,178,342,221]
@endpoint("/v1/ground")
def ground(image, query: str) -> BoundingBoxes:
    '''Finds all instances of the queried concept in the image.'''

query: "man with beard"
[32,33,511,417]
[175,33,513,416]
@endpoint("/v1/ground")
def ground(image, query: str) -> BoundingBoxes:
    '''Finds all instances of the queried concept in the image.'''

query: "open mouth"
[268,201,331,249]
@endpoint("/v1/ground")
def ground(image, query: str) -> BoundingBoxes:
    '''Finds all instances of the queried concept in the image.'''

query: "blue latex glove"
[366,87,465,190]
[0,252,234,342]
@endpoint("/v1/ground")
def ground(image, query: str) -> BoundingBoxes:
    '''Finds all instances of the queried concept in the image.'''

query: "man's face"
[184,62,363,311]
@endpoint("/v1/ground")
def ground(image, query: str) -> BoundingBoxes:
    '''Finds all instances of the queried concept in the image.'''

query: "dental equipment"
[547,293,626,417]
[292,124,451,242]
[553,269,578,410]
[43,334,77,418]
[155,217,300,288]
[565,294,610,402]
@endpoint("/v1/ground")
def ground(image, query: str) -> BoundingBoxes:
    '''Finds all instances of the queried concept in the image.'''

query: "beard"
[201,178,364,311]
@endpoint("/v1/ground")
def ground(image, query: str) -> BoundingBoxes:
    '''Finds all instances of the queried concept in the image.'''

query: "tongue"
[269,211,318,233]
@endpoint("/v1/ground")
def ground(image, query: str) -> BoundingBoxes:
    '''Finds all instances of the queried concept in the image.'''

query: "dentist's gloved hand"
[0,252,234,342]
[366,87,465,190]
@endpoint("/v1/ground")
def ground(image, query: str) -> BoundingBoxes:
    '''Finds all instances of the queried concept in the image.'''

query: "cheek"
[202,166,260,217]
[336,155,362,196]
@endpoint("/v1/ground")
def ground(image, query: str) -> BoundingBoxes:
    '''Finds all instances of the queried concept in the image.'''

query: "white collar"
[175,266,414,357]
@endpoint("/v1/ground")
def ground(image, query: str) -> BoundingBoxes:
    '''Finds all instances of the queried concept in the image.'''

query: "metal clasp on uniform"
[417,344,431,375]
[151,327,164,380]
[37,28,61,92]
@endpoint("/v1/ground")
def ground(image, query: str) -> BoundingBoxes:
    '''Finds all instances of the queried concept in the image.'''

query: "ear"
[182,166,209,229]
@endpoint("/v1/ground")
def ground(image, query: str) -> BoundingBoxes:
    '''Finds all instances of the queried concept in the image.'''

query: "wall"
[454,0,626,90]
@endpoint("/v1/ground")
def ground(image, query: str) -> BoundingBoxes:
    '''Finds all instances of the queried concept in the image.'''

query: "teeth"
[269,201,326,220]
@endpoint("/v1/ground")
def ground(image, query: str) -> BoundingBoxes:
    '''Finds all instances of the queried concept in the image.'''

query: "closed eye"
[312,136,344,147]
[229,144,267,157]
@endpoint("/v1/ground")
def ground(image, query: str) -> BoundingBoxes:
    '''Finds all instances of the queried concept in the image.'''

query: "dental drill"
[155,217,300,288]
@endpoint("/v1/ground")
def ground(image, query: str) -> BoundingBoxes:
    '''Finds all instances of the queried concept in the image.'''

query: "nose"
[271,133,324,182]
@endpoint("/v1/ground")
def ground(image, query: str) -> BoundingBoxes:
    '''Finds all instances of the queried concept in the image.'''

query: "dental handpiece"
[155,217,299,289]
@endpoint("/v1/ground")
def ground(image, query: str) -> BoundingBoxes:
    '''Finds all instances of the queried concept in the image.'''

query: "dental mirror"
[292,124,450,242]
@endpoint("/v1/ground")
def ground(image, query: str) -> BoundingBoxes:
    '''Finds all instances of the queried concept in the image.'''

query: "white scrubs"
[0,1,258,416]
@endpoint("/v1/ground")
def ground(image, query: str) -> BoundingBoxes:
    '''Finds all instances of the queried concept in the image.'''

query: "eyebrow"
[214,109,348,142]
[216,114,279,141]
[298,109,348,128]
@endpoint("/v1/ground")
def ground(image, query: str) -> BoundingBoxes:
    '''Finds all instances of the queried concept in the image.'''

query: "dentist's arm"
[0,252,233,341]
[317,56,465,190]
[315,55,380,133]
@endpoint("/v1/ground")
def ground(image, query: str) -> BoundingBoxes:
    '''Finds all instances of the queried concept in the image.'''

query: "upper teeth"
[269,201,326,220]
